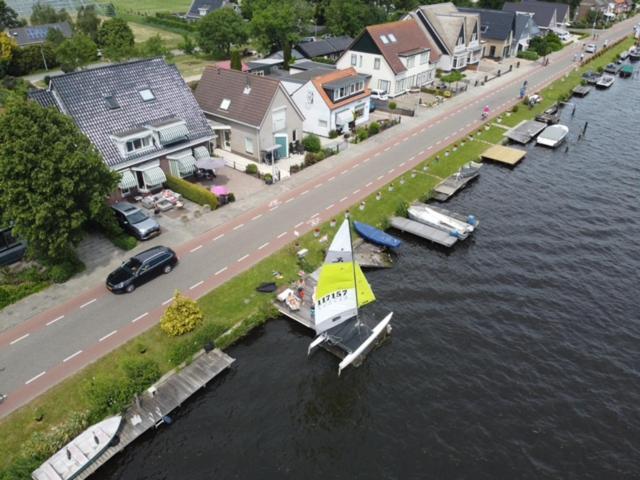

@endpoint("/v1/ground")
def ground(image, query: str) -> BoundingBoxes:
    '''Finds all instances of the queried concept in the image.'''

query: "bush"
[143,13,196,32]
[388,101,397,110]
[511,105,519,113]
[227,192,235,202]
[263,173,273,184]
[517,50,540,61]
[121,356,161,394]
[304,150,326,167]
[84,373,133,417]
[328,129,339,139]
[245,163,258,174]
[160,290,204,336]
[165,175,218,209]
[322,147,335,158]
[47,254,85,283]
[302,134,321,153]
[110,233,137,250]
[368,121,380,135]
[356,127,369,142]
[7,45,59,76]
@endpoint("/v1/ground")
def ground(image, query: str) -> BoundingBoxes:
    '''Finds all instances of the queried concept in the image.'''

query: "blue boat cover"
[353,221,402,249]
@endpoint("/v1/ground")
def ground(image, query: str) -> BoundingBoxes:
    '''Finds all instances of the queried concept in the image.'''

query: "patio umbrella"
[196,157,226,171]
[211,186,229,196]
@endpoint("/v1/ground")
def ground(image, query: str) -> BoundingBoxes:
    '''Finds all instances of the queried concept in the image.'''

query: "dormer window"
[126,136,151,153]
[139,89,155,101]
[198,7,208,16]
[220,98,231,110]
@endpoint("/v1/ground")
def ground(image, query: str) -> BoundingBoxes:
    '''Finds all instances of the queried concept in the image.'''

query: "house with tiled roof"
[7,22,72,47]
[460,8,515,59]
[194,67,304,162]
[502,0,571,30]
[185,0,239,20]
[405,3,483,72]
[28,58,214,197]
[335,19,439,98]
[295,36,353,60]
[289,67,371,137]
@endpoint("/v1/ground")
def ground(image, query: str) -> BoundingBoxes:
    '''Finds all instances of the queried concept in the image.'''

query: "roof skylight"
[139,89,155,101]
[220,98,231,110]
[388,33,397,42]
[380,35,389,44]
[104,95,120,110]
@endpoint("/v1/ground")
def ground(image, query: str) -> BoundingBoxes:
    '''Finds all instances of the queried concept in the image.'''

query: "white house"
[290,67,371,137]
[406,3,483,71]
[336,19,439,98]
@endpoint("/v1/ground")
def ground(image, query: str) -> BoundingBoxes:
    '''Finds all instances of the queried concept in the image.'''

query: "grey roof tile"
[296,36,353,58]
[460,8,515,41]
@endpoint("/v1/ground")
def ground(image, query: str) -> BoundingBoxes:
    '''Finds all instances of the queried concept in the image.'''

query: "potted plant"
[264,173,273,185]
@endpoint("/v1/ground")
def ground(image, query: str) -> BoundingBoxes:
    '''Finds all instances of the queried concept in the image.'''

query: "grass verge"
[0,35,633,477]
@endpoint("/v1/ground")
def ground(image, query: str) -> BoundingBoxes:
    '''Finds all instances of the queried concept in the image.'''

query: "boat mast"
[347,219,361,327]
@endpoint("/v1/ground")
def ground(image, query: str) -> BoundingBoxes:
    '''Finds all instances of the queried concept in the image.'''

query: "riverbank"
[0,35,634,478]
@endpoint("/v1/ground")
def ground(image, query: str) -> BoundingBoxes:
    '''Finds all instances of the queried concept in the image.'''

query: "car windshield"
[123,258,142,273]
[126,211,148,224]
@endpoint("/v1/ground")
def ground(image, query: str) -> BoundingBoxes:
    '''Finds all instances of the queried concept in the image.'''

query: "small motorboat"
[582,70,601,85]
[595,74,615,89]
[604,63,621,74]
[619,64,635,78]
[629,47,640,61]
[535,103,560,124]
[536,124,569,148]
[458,161,482,179]
[619,50,630,60]
[353,221,402,249]
[407,203,478,239]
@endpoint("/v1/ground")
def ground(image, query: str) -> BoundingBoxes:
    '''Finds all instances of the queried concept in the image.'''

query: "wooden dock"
[389,216,457,247]
[505,120,547,144]
[481,144,527,166]
[353,238,393,268]
[572,85,591,97]
[431,170,480,202]
[74,349,235,480]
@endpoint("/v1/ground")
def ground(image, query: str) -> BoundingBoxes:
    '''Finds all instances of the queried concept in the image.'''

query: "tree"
[75,5,101,42]
[250,0,312,64]
[30,1,71,25]
[0,0,25,30]
[325,0,385,37]
[55,34,97,72]
[139,34,172,59]
[160,291,204,336]
[178,34,195,55]
[45,27,66,47]
[230,48,242,70]
[0,98,119,262]
[0,31,17,63]
[97,17,135,61]
[198,8,247,56]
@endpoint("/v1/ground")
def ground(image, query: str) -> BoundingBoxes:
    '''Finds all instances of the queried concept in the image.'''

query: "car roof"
[112,202,138,214]
[133,246,172,261]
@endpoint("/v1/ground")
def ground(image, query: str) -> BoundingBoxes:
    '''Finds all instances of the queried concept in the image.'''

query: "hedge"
[517,50,540,61]
[302,134,321,153]
[165,175,218,209]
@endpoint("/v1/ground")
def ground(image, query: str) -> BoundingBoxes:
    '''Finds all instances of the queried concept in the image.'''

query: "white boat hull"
[407,205,474,239]
[338,312,393,376]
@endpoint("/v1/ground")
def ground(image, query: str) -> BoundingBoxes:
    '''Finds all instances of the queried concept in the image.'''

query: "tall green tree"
[230,48,242,70]
[97,17,135,61]
[325,0,386,37]
[250,0,312,64]
[30,1,71,25]
[75,5,101,41]
[45,27,66,47]
[0,0,25,30]
[198,8,247,56]
[0,98,119,262]
[139,34,173,59]
[55,33,97,72]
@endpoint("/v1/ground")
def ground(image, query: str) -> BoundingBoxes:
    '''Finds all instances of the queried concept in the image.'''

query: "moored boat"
[536,124,569,148]
[604,63,621,74]
[619,50,629,60]
[620,64,635,78]
[32,416,122,480]
[353,221,402,249]
[595,74,615,89]
[407,203,477,240]
[629,47,640,61]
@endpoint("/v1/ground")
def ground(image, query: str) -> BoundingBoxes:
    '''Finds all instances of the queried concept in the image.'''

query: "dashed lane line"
[295,222,304,228]
[258,242,270,250]
[190,245,203,253]
[215,267,228,276]
[277,231,288,239]
[311,213,319,219]
[329,176,336,181]
[269,205,279,211]
[251,214,263,221]
[46,315,64,327]
[285,198,294,204]
[10,333,29,345]
[189,280,204,290]
[340,196,348,202]
[99,330,117,343]
[25,371,46,385]
[353,189,361,195]
[237,254,250,263]
[213,233,224,241]
[388,168,395,174]
[131,312,148,323]
[162,298,173,306]
[233,224,244,230]
[63,350,82,363]
[377,175,384,180]
[315,182,324,188]
[301,190,309,195]
[325,204,334,210]
[366,182,373,187]
[80,298,97,309]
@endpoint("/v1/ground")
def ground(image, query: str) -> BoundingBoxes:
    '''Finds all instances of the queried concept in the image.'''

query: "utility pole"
[40,44,49,71]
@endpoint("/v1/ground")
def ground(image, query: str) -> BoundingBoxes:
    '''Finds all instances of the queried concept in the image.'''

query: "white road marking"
[190,245,203,253]
[444,135,450,140]
[311,213,319,219]
[427,145,433,150]
[374,152,381,157]
[80,298,97,309]
[277,231,287,238]
[402,137,408,142]
[215,267,228,276]
[162,298,173,306]
[377,175,384,180]
[46,315,64,327]
[363,157,370,163]
[294,231,300,237]
[285,197,294,204]
[63,350,82,363]
[352,189,361,195]
[418,150,425,155]
[251,214,263,221]
[394,142,400,147]
[10,333,29,345]
[315,182,323,188]
[329,176,336,181]
[233,224,244,230]
[366,182,373,187]
[340,170,348,175]
[340,196,348,202]
[400,161,407,166]
[269,205,279,211]
[237,254,249,262]
[99,330,117,342]
[258,242,270,250]
[189,280,204,290]
[351,163,359,169]
[388,168,395,174]
[25,371,46,385]
[132,312,148,323]
[325,204,334,210]
[213,233,224,241]
[436,140,442,145]
[420,128,426,133]
[295,222,304,228]
[411,132,417,137]
[301,190,309,195]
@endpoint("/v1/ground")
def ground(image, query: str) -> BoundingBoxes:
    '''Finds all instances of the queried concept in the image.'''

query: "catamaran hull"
[338,312,393,376]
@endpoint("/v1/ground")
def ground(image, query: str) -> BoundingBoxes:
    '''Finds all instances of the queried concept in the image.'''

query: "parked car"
[106,246,177,293]
[0,226,26,267]
[111,202,160,240]
[370,89,389,101]
[585,43,597,53]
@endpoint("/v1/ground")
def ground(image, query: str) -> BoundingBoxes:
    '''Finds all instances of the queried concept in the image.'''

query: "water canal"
[96,75,640,479]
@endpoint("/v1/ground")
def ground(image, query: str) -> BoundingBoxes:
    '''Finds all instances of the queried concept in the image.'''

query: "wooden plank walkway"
[505,120,547,144]
[481,144,527,166]
[75,349,234,480]
[389,216,457,247]
[432,170,480,202]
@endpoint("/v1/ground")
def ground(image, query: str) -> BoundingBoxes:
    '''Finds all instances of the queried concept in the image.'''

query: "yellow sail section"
[354,263,375,307]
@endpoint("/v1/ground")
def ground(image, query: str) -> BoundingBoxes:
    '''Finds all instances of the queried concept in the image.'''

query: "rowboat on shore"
[353,221,402,249]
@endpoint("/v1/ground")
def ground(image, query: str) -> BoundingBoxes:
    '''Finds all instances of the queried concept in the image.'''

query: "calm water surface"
[96,76,640,480]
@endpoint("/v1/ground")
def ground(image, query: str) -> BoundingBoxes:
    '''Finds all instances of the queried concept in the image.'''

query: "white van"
[370,89,389,101]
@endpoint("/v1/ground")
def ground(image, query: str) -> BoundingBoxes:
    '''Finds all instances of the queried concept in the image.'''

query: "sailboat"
[308,219,393,375]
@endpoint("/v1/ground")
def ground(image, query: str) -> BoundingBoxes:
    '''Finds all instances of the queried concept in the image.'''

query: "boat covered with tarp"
[353,221,402,249]
[536,124,569,148]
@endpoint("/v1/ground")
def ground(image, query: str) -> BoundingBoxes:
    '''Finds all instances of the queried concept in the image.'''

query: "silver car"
[111,202,160,240]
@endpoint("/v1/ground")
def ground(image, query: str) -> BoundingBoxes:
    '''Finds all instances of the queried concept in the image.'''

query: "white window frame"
[407,55,415,68]
[351,54,357,66]
[318,119,328,127]
[374,57,381,70]
[420,52,429,65]
[126,136,151,153]
[272,108,286,132]
[245,137,254,154]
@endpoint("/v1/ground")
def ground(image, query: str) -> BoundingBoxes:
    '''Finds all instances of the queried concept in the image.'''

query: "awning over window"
[193,146,211,160]
[141,166,167,187]
[118,170,137,189]
[170,154,197,176]
[207,120,231,131]
[336,109,354,125]
[157,123,189,145]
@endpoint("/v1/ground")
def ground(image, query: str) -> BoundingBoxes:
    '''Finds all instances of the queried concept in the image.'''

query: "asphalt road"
[0,18,636,418]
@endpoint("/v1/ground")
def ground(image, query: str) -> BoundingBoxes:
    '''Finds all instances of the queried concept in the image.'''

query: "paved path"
[0,18,635,418]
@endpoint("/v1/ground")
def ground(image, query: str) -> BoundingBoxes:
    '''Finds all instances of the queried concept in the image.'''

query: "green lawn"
[110,0,192,15]
[129,21,184,49]
[0,35,633,477]
[171,54,217,79]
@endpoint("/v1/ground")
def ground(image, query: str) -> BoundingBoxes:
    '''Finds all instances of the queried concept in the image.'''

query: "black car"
[106,246,178,293]
[111,202,160,240]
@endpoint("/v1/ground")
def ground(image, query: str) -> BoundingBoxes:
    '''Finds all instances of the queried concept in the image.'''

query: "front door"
[274,134,288,158]
[489,46,496,57]
[223,131,231,151]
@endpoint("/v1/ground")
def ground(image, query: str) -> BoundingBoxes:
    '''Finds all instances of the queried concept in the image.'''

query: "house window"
[374,57,381,70]
[388,33,397,43]
[354,104,365,118]
[272,109,286,132]
[338,86,346,99]
[395,78,406,93]
[378,79,390,92]
[407,55,415,68]
[356,80,364,91]
[220,98,231,110]
[306,91,314,104]
[126,137,150,153]
[319,119,328,127]
[351,54,357,66]
[359,55,362,67]
[139,89,155,101]
[380,35,389,44]
[350,83,356,94]
[420,52,429,64]
[245,137,254,154]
